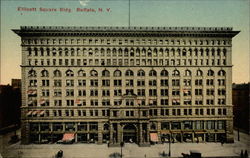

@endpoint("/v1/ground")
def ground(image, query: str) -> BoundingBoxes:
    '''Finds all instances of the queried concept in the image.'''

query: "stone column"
[110,123,113,144]
[117,123,122,143]
[147,123,150,142]
[98,122,103,144]
[157,122,161,143]
[139,123,143,144]
[226,120,234,143]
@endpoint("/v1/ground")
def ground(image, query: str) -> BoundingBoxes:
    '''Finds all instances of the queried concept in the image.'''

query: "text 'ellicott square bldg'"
[13,26,239,145]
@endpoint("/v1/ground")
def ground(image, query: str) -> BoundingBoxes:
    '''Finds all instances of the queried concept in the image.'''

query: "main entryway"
[123,124,137,143]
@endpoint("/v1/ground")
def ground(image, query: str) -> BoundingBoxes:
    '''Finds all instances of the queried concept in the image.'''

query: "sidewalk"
[1,130,249,158]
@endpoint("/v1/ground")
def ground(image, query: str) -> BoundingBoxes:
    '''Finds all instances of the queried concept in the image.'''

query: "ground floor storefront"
[22,119,232,145]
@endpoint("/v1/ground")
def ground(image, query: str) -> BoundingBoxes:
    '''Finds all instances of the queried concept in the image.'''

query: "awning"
[150,133,159,142]
[26,111,32,116]
[32,111,38,115]
[62,133,75,141]
[38,110,45,116]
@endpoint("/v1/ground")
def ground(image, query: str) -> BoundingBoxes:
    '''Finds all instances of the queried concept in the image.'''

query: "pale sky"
[0,0,249,84]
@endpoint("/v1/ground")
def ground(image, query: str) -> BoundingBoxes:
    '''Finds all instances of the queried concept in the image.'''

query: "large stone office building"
[13,26,239,145]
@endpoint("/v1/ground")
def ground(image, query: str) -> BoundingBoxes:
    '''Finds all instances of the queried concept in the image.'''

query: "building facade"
[13,26,239,145]
[233,83,250,134]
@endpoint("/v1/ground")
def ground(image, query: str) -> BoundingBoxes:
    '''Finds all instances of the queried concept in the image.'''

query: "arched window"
[103,124,109,130]
[28,69,36,77]
[223,48,227,56]
[114,70,122,77]
[90,70,98,76]
[125,70,134,76]
[207,70,214,76]
[160,70,168,77]
[102,70,110,77]
[196,70,203,76]
[218,70,226,76]
[137,70,145,76]
[185,70,192,76]
[172,70,180,76]
[217,48,221,56]
[53,70,61,77]
[65,70,74,77]
[78,70,86,77]
[41,70,49,77]
[149,70,157,76]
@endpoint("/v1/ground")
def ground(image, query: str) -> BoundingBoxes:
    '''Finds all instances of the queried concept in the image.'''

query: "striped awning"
[150,133,159,142]
[62,133,75,141]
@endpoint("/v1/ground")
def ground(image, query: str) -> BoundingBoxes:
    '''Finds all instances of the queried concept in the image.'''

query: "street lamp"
[120,141,124,158]
[169,134,171,157]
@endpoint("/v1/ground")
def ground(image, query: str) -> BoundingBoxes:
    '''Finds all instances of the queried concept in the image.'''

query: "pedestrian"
[244,150,248,158]
[241,150,244,158]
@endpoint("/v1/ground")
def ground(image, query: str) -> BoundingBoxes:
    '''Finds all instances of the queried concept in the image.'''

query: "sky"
[0,0,249,84]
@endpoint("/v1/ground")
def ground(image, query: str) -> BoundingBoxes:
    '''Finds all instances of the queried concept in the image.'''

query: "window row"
[27,58,228,67]
[28,69,226,78]
[27,97,226,107]
[27,47,228,58]
[26,107,228,118]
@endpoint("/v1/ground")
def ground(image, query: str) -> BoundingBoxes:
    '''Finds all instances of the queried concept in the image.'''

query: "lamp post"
[169,134,171,157]
[120,141,124,158]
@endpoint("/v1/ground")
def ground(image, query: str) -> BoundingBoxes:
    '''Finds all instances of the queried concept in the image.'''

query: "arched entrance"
[123,124,137,143]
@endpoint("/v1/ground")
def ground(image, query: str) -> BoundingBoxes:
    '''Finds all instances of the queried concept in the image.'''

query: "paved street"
[0,130,249,158]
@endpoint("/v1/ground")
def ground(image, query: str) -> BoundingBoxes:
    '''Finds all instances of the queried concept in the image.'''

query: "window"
[28,70,37,77]
[102,99,110,106]
[218,70,226,76]
[102,80,110,86]
[114,80,122,86]
[160,79,168,86]
[102,89,110,96]
[196,70,203,76]
[195,79,202,86]
[66,70,74,77]
[149,80,157,86]
[90,89,98,96]
[114,70,122,77]
[149,70,157,76]
[42,80,49,86]
[66,79,74,87]
[160,89,168,96]
[137,80,145,86]
[90,99,98,106]
[78,80,86,86]
[90,70,98,76]
[137,89,145,96]
[161,99,168,105]
[137,70,145,76]
[207,70,214,76]
[149,89,157,96]
[172,79,180,86]
[90,79,98,86]
[160,70,168,77]
[54,70,62,77]
[184,70,191,76]
[125,70,134,76]
[66,100,74,106]
[66,89,74,96]
[41,70,49,77]
[125,79,134,86]
[114,89,122,96]
[54,89,62,97]
[102,70,110,77]
[172,70,180,76]
[78,70,86,77]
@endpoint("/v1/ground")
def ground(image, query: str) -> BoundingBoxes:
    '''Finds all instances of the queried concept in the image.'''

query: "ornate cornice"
[13,26,240,38]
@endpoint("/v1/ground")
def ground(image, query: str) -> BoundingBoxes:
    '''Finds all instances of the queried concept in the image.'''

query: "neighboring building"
[12,79,21,89]
[0,84,21,133]
[13,26,239,145]
[233,83,250,134]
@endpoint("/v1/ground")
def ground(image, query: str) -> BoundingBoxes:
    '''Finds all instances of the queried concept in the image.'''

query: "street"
[0,130,249,158]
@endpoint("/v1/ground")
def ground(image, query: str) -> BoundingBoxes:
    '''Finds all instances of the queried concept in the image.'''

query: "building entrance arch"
[123,124,137,143]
